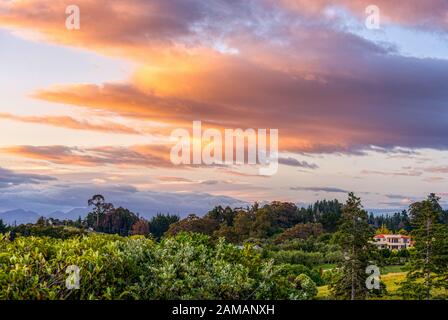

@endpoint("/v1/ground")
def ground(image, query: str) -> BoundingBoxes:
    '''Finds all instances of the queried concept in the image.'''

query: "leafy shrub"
[0,232,318,300]
[9,224,87,239]
[291,274,318,300]
[270,250,324,267]
[274,223,324,244]
[277,263,325,286]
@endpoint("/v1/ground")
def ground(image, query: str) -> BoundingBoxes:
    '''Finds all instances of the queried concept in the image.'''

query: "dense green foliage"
[167,200,343,243]
[368,210,412,232]
[148,213,180,239]
[274,223,324,244]
[85,195,143,236]
[8,224,87,239]
[1,192,447,300]
[0,232,317,300]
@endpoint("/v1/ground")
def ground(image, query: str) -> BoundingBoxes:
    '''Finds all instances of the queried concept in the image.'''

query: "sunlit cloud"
[1,0,447,155]
[0,112,141,135]
[2,145,173,168]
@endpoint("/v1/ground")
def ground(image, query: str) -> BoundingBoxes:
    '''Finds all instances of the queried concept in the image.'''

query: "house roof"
[374,234,410,239]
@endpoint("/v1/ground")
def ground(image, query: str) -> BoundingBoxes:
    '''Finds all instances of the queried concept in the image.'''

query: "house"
[372,234,413,250]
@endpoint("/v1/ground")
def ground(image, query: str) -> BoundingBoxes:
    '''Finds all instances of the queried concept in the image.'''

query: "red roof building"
[372,234,413,250]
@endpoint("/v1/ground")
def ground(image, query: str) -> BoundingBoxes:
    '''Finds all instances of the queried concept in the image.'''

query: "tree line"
[1,192,447,300]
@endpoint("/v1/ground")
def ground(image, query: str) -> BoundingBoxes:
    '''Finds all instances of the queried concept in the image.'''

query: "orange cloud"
[2,0,446,59]
[2,145,173,168]
[31,49,448,154]
[2,0,448,155]
[0,112,140,135]
[0,0,218,64]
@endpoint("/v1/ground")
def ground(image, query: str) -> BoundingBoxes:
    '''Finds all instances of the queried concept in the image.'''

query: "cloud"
[278,157,318,169]
[361,169,423,177]
[290,186,350,193]
[378,193,418,206]
[0,0,272,63]
[0,183,248,217]
[378,201,411,207]
[30,41,448,155]
[0,167,56,188]
[2,0,448,157]
[423,166,448,174]
[436,192,448,198]
[200,180,219,185]
[157,176,194,183]
[31,83,211,127]
[422,177,444,183]
[2,0,447,57]
[4,145,302,173]
[2,145,173,167]
[385,194,413,200]
[0,0,198,56]
[217,168,270,178]
[0,112,140,135]
[275,0,448,31]
[158,178,225,185]
[2,0,448,211]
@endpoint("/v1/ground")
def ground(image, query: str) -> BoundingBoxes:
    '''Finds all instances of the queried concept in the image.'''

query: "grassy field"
[316,264,406,298]
[319,263,337,271]
[379,272,407,298]
[318,264,405,274]
[382,265,406,274]
[317,271,448,299]
[317,272,407,299]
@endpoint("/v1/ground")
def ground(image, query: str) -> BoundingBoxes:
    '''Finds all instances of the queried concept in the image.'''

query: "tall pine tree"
[330,193,376,300]
[399,193,448,299]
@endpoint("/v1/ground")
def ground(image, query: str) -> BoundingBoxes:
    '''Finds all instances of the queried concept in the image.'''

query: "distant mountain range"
[0,209,41,226]
[0,208,90,225]
[48,207,90,221]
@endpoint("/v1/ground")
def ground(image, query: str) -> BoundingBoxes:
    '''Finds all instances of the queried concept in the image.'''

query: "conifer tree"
[0,219,7,234]
[399,193,448,299]
[330,193,376,300]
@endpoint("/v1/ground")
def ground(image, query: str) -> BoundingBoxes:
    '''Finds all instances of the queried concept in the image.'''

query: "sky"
[0,0,447,216]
